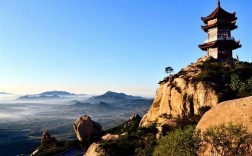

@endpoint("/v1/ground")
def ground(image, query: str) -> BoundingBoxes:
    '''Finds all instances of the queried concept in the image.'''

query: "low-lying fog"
[0,93,152,155]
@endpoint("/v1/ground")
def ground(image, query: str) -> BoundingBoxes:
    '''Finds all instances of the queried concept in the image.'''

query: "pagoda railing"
[205,36,235,43]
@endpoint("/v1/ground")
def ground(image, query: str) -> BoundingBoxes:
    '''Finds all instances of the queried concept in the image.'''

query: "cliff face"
[140,56,220,127]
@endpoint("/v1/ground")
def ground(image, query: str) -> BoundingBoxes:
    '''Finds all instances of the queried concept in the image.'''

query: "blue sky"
[0,0,251,97]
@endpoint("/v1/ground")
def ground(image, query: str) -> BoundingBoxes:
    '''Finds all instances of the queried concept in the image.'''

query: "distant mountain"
[69,101,93,108]
[69,101,112,108]
[40,91,75,96]
[17,95,62,100]
[16,91,82,100]
[85,91,153,109]
[95,101,114,109]
[87,91,142,103]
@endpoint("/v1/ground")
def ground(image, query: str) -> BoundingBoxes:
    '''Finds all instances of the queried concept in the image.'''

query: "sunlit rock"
[74,115,103,141]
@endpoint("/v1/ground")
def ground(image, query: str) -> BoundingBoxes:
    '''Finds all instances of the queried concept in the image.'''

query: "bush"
[37,146,66,156]
[153,126,202,156]
[153,123,252,156]
[203,123,252,156]
[100,124,158,156]
[192,59,252,100]
[231,74,252,97]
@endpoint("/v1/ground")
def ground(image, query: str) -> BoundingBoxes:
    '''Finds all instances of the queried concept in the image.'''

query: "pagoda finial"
[217,0,220,7]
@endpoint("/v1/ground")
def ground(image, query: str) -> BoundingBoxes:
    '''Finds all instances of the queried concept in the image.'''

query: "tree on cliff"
[165,67,174,77]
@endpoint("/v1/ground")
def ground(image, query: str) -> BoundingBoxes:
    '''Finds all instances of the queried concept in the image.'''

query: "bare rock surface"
[74,115,103,141]
[196,96,252,133]
[84,142,104,156]
[101,133,119,141]
[140,56,219,127]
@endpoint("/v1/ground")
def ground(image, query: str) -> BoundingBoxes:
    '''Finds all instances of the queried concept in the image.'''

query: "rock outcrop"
[101,133,119,141]
[41,131,58,147]
[85,114,142,156]
[196,96,252,156]
[30,131,58,156]
[84,142,105,156]
[140,56,220,127]
[74,115,103,141]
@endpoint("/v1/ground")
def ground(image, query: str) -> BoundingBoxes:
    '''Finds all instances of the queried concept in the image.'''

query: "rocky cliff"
[140,56,252,127]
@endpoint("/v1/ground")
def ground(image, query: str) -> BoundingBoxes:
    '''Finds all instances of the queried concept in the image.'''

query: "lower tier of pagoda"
[198,40,241,51]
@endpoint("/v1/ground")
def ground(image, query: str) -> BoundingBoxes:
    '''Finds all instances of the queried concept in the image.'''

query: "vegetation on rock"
[202,123,252,156]
[192,58,252,100]
[153,126,202,156]
[100,124,158,156]
[154,123,252,156]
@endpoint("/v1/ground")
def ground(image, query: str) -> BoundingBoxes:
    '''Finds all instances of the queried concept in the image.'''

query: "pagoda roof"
[198,40,241,51]
[201,21,237,32]
[201,1,236,24]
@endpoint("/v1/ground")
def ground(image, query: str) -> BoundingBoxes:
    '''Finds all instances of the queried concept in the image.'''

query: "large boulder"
[196,96,252,156]
[74,115,103,141]
[196,96,252,133]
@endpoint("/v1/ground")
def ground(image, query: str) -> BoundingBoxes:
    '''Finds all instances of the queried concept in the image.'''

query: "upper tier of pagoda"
[201,1,237,32]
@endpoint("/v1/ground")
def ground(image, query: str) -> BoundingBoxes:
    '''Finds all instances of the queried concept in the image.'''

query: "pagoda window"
[218,31,230,39]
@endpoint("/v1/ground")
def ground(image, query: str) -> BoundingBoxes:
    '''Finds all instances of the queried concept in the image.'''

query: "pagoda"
[198,0,241,59]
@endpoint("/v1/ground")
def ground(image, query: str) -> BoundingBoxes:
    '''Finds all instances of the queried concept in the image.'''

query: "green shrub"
[105,117,141,134]
[153,123,252,156]
[203,123,252,156]
[153,126,202,156]
[37,147,66,156]
[231,74,252,97]
[192,59,252,100]
[100,124,158,156]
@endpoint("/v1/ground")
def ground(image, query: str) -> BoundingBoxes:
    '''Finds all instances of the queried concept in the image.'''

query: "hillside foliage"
[193,58,252,100]
[154,123,252,156]
[153,126,201,156]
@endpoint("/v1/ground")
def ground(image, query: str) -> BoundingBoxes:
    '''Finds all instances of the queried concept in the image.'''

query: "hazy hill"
[17,95,62,100]
[16,91,81,101]
[0,92,11,94]
[40,91,75,96]
[86,91,149,104]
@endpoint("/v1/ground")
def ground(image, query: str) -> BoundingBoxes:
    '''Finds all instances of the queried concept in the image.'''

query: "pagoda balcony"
[204,36,235,43]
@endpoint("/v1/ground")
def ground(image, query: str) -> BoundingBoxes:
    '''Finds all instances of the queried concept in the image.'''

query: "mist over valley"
[0,91,153,155]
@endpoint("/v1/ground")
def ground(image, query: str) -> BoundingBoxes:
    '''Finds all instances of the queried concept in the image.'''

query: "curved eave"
[201,6,236,24]
[199,40,242,51]
[201,23,237,32]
